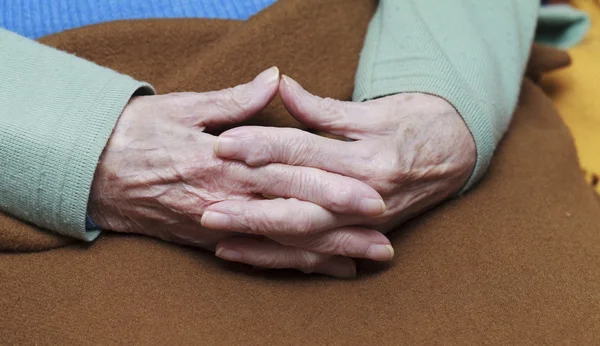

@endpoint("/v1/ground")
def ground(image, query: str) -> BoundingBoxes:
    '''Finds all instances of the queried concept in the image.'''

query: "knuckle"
[256,253,283,269]
[306,233,345,255]
[288,170,309,197]
[230,84,255,110]
[240,208,268,233]
[288,133,315,165]
[369,157,400,192]
[294,251,321,273]
[369,180,394,195]
[332,232,355,254]
[298,235,328,251]
[319,97,347,126]
[327,185,355,210]
[245,135,275,166]
[378,158,400,180]
[321,97,342,116]
[294,215,315,236]
[245,208,291,236]
[214,85,254,114]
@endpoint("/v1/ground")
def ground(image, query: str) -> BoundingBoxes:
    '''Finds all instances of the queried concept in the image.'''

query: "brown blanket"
[2,0,600,343]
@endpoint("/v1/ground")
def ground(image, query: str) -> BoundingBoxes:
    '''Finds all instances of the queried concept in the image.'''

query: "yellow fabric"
[542,0,600,193]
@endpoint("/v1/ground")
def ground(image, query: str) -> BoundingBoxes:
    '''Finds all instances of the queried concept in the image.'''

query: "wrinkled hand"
[209,75,476,264]
[88,68,393,278]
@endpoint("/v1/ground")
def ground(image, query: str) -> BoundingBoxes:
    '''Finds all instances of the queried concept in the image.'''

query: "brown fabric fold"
[2,0,600,343]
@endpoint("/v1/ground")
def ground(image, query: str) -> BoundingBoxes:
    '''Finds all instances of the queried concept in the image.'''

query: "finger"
[176,66,280,128]
[279,75,383,139]
[201,198,358,237]
[216,126,372,179]
[271,227,395,262]
[312,257,357,279]
[244,162,385,216]
[216,238,357,279]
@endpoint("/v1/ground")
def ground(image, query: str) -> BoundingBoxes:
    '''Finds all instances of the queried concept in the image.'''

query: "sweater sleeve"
[0,28,155,241]
[353,0,539,191]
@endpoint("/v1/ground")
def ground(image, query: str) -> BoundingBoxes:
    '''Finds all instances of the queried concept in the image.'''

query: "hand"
[88,68,393,278]
[209,75,476,263]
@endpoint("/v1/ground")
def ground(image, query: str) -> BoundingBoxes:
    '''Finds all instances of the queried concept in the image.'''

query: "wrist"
[415,93,477,186]
[437,99,477,188]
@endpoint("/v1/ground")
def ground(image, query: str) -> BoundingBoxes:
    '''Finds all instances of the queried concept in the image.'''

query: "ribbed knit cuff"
[0,28,155,242]
[350,0,539,194]
[354,73,495,193]
[537,5,590,49]
[55,77,154,241]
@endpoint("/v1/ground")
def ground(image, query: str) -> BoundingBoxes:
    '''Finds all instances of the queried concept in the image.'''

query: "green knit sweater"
[0,1,590,240]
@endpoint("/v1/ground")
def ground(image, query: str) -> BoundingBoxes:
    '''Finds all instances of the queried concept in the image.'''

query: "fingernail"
[215,137,241,158]
[281,75,295,87]
[366,244,395,262]
[359,198,386,216]
[261,194,278,199]
[257,66,280,85]
[216,247,243,262]
[201,212,232,229]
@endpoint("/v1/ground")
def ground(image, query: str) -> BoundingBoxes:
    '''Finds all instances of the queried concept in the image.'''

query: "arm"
[205,1,542,263]
[0,28,154,241]
[353,0,539,190]
[0,31,392,277]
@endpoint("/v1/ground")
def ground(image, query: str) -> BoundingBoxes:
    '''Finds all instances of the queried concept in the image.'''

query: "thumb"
[193,66,280,128]
[278,75,373,139]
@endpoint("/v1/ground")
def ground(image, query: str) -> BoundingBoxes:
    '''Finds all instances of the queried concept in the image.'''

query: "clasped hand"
[89,67,475,278]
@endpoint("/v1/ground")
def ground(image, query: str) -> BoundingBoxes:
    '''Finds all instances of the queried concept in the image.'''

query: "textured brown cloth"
[2,0,600,344]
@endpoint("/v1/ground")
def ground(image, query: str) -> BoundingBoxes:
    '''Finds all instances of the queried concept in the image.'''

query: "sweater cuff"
[536,5,590,49]
[353,72,496,193]
[0,28,155,242]
[66,79,154,241]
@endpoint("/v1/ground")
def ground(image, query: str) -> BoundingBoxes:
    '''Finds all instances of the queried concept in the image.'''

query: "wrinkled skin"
[88,68,393,278]
[208,75,477,267]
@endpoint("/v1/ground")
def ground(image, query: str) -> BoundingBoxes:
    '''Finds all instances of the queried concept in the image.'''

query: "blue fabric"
[0,0,276,39]
[85,215,99,230]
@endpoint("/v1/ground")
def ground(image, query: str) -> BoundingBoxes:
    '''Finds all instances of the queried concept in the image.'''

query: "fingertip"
[214,136,242,159]
[279,75,315,124]
[261,194,278,199]
[200,211,232,230]
[279,75,296,100]
[251,67,280,107]
[272,66,280,79]
[359,198,387,216]
[280,74,294,87]
[280,75,307,98]
[215,246,243,262]
[213,139,220,156]
[387,245,395,259]
[366,244,395,262]
[255,66,280,86]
